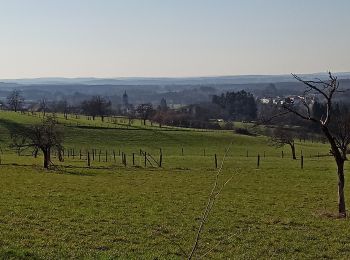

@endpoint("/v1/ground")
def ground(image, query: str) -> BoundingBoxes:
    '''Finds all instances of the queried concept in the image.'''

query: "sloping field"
[0,111,349,259]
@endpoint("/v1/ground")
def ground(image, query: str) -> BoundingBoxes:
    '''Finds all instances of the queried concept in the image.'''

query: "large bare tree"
[10,116,64,169]
[282,72,349,217]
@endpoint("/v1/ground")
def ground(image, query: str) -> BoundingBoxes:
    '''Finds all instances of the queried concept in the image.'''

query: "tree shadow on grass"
[49,164,100,176]
[0,162,97,177]
[0,118,30,133]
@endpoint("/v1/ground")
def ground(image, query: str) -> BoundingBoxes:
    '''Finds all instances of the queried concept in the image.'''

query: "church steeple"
[122,91,129,106]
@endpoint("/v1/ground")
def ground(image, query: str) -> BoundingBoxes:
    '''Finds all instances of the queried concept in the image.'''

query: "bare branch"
[188,144,234,259]
[282,104,318,123]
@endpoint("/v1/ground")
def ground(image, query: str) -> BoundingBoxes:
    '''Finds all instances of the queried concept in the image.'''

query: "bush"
[222,121,234,130]
[235,127,255,136]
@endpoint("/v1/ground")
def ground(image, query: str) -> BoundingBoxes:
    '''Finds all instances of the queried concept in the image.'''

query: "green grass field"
[0,111,349,259]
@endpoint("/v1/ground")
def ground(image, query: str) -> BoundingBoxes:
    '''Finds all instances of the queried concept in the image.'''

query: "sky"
[0,0,349,78]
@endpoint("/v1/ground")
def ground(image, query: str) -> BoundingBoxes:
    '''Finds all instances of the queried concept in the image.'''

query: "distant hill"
[1,72,350,86]
[0,73,349,105]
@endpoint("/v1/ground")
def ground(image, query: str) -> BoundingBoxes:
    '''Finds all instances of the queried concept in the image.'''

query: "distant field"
[0,111,349,259]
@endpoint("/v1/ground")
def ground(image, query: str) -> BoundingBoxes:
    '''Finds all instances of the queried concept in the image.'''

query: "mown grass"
[0,111,349,259]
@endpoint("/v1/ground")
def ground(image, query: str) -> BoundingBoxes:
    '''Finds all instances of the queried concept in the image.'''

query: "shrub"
[235,127,255,136]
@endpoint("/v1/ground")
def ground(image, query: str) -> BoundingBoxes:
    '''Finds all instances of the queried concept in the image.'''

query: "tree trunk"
[322,126,347,218]
[337,159,346,218]
[290,143,297,160]
[33,148,38,158]
[342,149,348,161]
[143,119,146,125]
[43,148,51,169]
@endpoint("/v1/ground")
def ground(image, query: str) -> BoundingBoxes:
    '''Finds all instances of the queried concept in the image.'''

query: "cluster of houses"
[259,95,317,106]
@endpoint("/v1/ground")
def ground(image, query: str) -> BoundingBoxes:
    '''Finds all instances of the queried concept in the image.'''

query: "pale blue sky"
[0,0,349,78]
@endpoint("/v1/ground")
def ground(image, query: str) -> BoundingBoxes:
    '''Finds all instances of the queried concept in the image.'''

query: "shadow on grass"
[0,248,39,260]
[0,118,30,133]
[0,162,97,176]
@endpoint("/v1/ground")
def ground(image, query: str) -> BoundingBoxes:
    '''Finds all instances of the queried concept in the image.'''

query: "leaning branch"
[188,144,233,259]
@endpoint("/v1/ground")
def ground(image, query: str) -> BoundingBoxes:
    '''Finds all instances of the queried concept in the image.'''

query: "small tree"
[269,127,297,159]
[7,89,24,112]
[39,98,48,117]
[52,99,70,119]
[10,116,64,169]
[280,72,349,217]
[81,96,111,121]
[136,103,155,125]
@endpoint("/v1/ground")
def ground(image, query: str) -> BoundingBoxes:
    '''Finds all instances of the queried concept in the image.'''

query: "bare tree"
[269,127,297,159]
[81,96,111,121]
[7,89,24,112]
[127,110,136,126]
[281,72,348,217]
[51,100,70,119]
[136,103,155,125]
[39,98,48,117]
[62,100,70,120]
[10,116,64,169]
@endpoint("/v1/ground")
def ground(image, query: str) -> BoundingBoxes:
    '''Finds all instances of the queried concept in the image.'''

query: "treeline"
[4,89,259,130]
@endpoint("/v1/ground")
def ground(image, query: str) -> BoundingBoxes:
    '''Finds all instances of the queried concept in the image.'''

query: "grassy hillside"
[0,111,349,259]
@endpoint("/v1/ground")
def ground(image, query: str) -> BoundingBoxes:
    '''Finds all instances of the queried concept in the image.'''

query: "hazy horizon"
[2,71,350,81]
[1,0,349,78]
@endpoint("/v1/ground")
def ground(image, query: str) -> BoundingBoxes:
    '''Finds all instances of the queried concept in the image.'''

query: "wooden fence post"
[257,154,260,168]
[301,155,304,169]
[132,153,135,166]
[87,152,91,167]
[214,154,218,169]
[282,150,284,158]
[144,153,147,167]
[182,147,184,156]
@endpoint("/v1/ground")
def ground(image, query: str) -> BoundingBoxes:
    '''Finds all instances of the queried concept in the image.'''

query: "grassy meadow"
[0,111,349,259]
